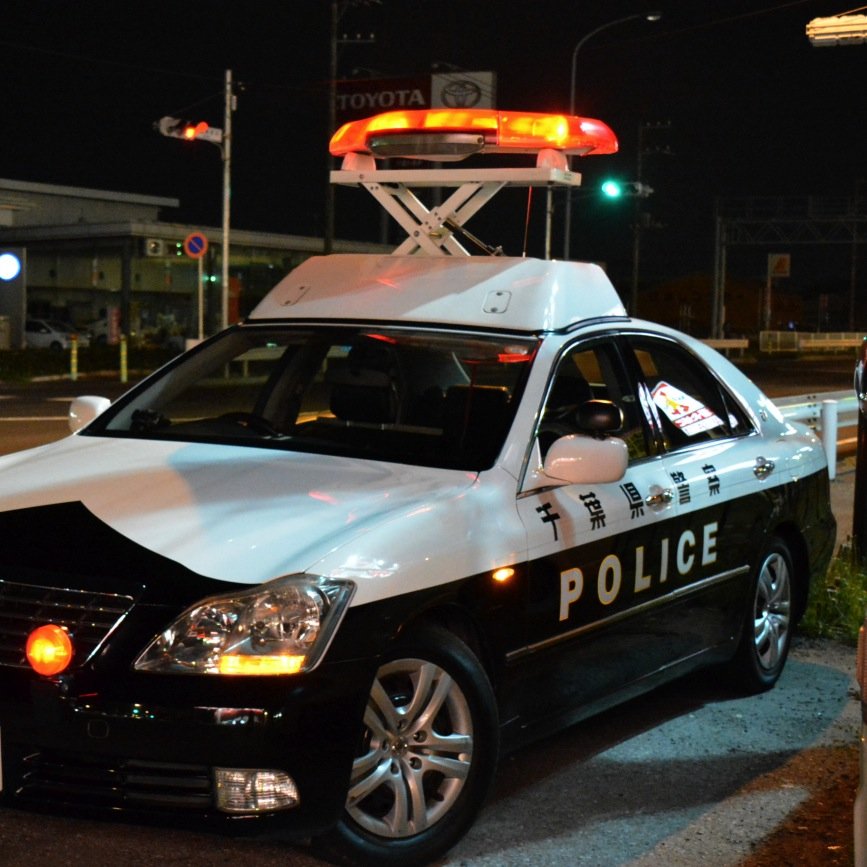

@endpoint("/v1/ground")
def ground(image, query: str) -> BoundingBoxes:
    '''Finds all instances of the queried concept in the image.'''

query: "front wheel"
[728,537,795,693]
[319,625,499,866]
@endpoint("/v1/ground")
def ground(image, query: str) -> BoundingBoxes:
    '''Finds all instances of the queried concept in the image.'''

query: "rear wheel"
[729,537,795,693]
[320,625,498,866]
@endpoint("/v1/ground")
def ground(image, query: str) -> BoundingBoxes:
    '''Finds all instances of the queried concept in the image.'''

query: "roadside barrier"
[120,334,128,383]
[775,390,857,480]
[63,333,128,383]
[69,334,78,382]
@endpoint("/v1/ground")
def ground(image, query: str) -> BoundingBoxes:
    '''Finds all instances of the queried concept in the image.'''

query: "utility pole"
[221,69,234,330]
[326,2,377,254]
[325,2,339,254]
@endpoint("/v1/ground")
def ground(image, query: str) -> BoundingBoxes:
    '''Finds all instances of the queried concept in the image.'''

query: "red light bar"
[330,109,618,160]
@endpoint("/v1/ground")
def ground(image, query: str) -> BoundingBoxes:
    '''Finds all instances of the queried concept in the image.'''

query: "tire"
[319,625,499,867]
[729,538,795,693]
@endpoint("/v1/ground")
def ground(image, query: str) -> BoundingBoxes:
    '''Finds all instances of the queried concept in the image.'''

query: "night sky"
[2,0,866,299]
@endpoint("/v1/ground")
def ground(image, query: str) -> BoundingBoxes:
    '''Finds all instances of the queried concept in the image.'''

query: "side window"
[539,340,651,462]
[627,336,753,452]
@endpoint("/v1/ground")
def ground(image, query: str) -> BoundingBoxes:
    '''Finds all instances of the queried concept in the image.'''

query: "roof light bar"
[330,109,618,160]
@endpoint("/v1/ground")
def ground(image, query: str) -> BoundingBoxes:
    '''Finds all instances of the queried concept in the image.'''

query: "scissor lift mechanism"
[331,162,582,257]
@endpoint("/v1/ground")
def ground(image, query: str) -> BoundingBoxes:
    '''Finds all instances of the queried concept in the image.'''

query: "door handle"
[754,456,775,479]
[645,487,673,511]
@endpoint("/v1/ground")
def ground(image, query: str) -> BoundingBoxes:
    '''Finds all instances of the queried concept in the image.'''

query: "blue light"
[0,252,22,281]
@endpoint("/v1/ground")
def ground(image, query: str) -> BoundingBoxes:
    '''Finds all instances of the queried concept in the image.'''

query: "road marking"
[0,417,67,422]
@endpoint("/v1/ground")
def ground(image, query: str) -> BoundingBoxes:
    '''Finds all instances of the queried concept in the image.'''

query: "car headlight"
[133,575,355,675]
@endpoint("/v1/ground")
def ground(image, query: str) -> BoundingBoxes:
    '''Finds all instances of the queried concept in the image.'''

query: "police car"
[0,110,835,866]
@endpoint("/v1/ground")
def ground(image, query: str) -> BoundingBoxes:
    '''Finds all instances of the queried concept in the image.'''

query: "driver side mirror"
[543,433,628,485]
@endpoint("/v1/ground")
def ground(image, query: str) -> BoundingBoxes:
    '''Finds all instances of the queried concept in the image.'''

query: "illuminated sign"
[0,252,22,281]
[335,72,496,124]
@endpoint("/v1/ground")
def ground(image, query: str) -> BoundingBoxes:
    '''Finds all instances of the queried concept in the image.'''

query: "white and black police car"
[0,110,835,866]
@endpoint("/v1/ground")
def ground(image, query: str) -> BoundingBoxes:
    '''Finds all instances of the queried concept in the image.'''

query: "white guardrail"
[759,331,865,354]
[774,390,857,481]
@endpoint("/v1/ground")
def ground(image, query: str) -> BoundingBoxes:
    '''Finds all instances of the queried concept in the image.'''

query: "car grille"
[0,577,134,669]
[15,749,213,811]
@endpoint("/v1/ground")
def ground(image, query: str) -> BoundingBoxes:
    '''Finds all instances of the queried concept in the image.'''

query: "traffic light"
[601,179,624,198]
[155,116,223,145]
[600,179,654,199]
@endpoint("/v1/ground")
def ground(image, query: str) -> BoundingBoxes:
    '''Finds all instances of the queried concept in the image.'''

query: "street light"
[563,12,661,260]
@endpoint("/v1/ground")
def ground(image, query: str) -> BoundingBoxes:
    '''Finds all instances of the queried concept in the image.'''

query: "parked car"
[24,318,90,350]
[0,108,837,866]
[0,253,836,864]
[85,317,109,345]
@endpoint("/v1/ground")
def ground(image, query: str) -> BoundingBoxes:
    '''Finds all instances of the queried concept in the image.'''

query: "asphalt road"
[0,358,861,866]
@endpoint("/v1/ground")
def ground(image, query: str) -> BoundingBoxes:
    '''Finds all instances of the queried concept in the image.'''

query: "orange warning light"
[26,624,74,676]
[329,109,618,159]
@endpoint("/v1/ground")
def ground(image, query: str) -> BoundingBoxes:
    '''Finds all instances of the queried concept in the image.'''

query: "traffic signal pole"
[222,69,233,331]
[155,69,234,332]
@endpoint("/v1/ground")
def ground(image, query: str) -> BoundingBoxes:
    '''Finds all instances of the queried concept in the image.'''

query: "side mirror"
[543,433,628,485]
[69,395,111,433]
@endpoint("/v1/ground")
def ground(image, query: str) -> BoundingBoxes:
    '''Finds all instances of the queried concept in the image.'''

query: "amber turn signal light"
[26,624,74,676]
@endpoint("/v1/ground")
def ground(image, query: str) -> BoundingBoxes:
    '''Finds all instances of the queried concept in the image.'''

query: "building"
[0,178,387,348]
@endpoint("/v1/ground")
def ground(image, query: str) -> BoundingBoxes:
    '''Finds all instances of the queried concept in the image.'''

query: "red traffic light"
[183,121,210,140]
[156,116,223,145]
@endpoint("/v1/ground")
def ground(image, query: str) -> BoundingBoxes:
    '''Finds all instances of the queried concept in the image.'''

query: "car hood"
[0,435,479,587]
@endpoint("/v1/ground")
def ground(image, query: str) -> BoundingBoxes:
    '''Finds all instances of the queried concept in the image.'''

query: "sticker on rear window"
[651,381,723,437]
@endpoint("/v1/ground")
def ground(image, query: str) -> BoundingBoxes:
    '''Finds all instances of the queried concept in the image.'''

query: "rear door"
[624,333,768,642]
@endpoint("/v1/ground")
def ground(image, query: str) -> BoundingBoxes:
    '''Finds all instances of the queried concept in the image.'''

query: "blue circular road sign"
[183,232,209,259]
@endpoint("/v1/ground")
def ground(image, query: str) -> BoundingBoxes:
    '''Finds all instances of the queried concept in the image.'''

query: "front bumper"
[0,657,372,835]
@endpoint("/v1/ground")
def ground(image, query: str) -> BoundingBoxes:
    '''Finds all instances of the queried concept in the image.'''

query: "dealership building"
[0,177,387,349]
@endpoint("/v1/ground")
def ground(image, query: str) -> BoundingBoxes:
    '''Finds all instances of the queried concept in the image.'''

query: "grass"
[800,544,867,644]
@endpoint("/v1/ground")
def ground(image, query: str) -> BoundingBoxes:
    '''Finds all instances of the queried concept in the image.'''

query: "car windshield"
[86,324,539,471]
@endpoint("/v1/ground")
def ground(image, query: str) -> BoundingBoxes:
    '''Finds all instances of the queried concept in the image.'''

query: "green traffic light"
[601,179,624,198]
